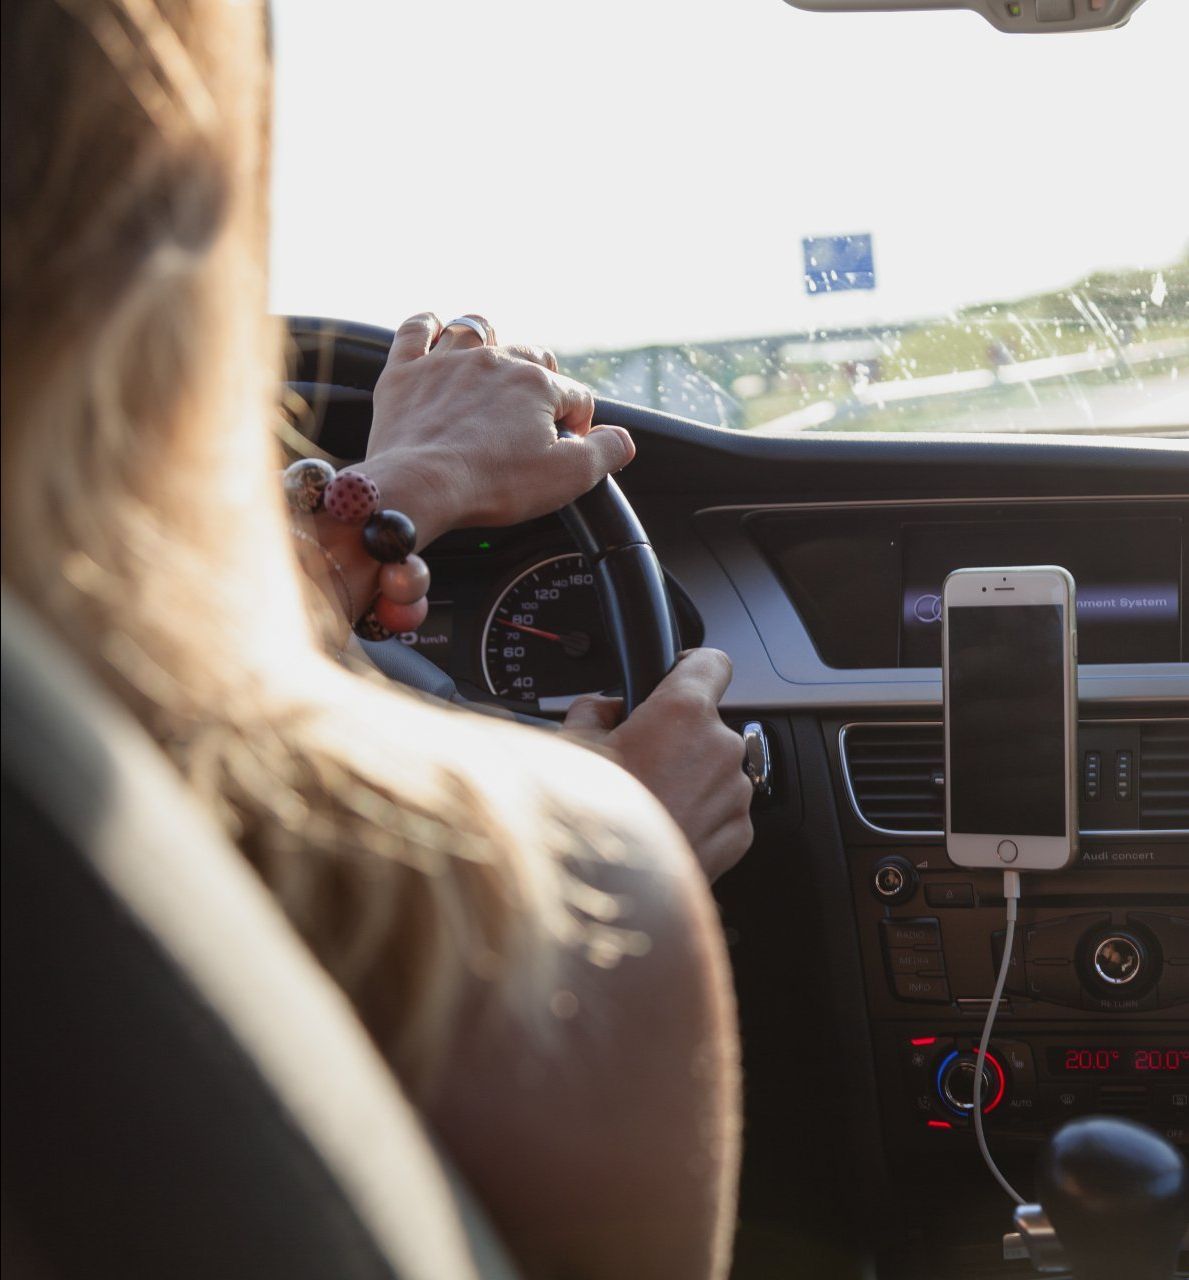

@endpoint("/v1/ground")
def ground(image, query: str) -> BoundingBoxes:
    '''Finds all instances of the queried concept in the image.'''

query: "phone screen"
[947,604,1067,837]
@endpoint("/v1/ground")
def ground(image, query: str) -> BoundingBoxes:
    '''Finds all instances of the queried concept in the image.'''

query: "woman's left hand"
[359,312,636,549]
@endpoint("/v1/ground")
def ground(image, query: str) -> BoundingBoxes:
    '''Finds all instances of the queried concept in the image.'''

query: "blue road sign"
[803,234,875,294]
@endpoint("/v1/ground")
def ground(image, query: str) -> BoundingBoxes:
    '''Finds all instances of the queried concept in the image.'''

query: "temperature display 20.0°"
[1046,1047,1189,1076]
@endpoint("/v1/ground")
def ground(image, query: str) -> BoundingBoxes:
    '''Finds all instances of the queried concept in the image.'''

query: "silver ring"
[442,315,491,346]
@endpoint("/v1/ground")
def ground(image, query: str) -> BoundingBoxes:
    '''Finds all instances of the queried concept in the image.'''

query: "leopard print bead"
[282,458,335,514]
[352,604,394,643]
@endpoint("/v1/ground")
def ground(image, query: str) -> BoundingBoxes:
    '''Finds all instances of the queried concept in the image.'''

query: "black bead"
[361,509,417,564]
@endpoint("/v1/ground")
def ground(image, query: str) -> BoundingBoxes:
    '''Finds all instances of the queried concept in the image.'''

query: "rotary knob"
[871,855,917,905]
[1091,933,1145,988]
[936,1050,1006,1117]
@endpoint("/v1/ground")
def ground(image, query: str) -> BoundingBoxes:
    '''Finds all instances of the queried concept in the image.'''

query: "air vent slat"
[854,788,936,798]
[850,755,942,767]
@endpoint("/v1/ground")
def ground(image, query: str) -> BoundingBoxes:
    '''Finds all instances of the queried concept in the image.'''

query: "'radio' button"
[882,918,942,950]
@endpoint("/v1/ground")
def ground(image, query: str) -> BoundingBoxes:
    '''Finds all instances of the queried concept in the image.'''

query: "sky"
[269,0,1187,353]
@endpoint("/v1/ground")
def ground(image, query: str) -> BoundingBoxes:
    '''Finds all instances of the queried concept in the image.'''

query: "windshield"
[271,0,1187,438]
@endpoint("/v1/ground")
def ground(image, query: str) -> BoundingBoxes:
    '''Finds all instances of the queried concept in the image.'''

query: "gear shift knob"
[1037,1117,1188,1280]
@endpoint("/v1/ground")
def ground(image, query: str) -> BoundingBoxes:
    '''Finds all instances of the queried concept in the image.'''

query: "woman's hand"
[562,649,754,882]
[360,312,636,549]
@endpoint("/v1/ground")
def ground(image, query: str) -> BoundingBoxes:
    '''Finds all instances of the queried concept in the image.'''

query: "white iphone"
[943,566,1078,871]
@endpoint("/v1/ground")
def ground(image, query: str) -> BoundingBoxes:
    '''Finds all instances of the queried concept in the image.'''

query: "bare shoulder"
[425,723,741,1280]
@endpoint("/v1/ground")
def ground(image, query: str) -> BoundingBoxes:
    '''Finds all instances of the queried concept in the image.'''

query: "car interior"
[2,1,1187,1278]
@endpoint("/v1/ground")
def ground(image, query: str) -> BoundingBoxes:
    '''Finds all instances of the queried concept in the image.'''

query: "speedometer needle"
[494,617,592,659]
[493,617,564,643]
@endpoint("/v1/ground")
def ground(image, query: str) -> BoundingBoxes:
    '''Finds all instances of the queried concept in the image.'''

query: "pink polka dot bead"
[324,471,380,524]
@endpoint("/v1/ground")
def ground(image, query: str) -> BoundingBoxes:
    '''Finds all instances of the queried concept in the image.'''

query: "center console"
[824,711,1188,1268]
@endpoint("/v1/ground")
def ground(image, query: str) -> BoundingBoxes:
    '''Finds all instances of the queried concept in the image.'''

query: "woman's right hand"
[360,312,636,550]
[563,649,755,882]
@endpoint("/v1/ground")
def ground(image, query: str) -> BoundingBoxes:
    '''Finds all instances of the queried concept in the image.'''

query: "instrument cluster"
[400,520,701,712]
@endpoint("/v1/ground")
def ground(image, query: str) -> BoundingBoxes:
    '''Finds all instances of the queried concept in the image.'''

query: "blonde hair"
[1,0,643,1093]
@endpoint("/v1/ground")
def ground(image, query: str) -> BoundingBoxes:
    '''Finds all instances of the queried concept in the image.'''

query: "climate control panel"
[899,1032,1189,1147]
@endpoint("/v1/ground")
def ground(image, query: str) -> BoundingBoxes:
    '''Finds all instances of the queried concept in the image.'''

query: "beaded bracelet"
[283,458,430,641]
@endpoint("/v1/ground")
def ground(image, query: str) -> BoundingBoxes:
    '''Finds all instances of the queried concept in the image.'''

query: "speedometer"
[481,553,618,704]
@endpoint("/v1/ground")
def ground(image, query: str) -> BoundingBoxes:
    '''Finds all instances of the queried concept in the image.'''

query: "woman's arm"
[422,745,742,1280]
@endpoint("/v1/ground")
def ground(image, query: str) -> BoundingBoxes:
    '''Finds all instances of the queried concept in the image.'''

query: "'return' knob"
[937,1050,1006,1117]
[1090,932,1145,988]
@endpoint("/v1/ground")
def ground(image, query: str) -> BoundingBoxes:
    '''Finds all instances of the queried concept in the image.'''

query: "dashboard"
[288,319,1189,1280]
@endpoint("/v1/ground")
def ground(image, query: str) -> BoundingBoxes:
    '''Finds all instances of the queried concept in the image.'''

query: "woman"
[0,2,751,1276]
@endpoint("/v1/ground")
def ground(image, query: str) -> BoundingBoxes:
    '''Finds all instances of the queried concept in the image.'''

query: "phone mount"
[783,0,1148,36]
[1004,1117,1189,1278]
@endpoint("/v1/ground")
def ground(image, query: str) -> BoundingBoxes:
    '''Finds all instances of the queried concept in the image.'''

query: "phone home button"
[997,840,1019,864]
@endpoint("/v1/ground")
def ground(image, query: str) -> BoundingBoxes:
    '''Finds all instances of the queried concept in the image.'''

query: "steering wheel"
[555,417,680,713]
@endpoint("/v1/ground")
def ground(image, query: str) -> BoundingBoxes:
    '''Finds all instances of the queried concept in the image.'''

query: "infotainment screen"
[901,517,1182,667]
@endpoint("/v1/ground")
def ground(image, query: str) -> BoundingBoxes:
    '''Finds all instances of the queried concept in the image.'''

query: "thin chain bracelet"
[289,525,356,625]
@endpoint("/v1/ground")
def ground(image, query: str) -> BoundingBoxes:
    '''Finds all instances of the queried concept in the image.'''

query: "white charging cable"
[973,868,1025,1205]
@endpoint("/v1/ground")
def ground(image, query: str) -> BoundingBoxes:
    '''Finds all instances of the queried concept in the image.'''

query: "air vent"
[840,723,945,835]
[1139,721,1189,831]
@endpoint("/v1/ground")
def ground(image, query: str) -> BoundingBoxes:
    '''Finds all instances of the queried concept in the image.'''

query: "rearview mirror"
[783,0,1149,34]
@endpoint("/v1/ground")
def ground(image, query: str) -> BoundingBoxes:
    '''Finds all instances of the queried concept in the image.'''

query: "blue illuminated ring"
[936,1049,1006,1117]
